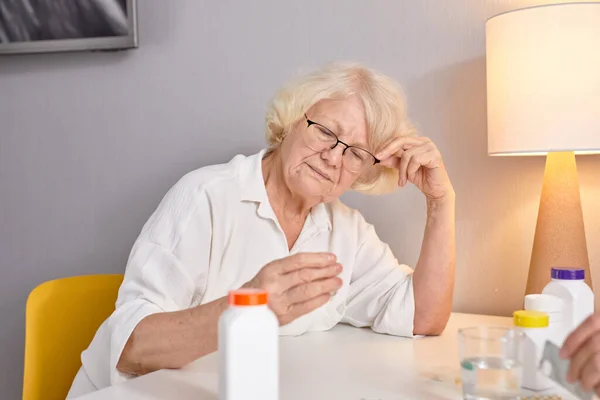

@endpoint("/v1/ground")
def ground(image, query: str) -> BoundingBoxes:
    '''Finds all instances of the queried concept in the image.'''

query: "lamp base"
[525,151,592,295]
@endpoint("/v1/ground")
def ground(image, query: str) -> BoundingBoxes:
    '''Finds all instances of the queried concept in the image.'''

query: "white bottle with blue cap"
[542,267,594,342]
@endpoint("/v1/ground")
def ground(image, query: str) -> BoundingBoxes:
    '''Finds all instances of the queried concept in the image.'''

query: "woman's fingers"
[407,150,442,183]
[579,353,600,392]
[275,252,337,274]
[281,263,342,290]
[375,136,439,187]
[285,277,343,305]
[567,334,600,383]
[406,157,422,184]
[398,145,430,186]
[284,293,332,324]
[562,314,600,359]
[376,136,427,161]
[245,253,334,295]
[245,252,345,326]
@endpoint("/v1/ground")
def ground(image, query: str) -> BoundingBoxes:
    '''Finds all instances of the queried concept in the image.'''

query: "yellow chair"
[23,274,124,400]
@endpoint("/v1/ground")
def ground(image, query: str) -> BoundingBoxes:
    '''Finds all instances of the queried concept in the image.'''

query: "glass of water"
[458,326,524,400]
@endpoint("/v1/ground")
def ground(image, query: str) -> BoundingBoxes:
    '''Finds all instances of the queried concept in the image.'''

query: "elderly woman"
[67,62,455,396]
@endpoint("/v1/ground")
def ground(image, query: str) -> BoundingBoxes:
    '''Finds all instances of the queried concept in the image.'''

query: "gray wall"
[1,0,599,397]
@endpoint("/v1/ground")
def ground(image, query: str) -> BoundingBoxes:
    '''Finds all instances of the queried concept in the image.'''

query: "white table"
[76,313,576,399]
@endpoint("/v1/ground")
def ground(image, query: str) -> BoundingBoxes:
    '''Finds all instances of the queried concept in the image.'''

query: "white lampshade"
[486,3,600,156]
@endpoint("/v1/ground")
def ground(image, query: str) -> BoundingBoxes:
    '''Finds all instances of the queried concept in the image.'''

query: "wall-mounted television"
[0,0,138,55]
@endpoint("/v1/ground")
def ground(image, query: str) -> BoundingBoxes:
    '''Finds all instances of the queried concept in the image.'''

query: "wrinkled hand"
[244,253,342,326]
[561,313,600,394]
[376,136,453,201]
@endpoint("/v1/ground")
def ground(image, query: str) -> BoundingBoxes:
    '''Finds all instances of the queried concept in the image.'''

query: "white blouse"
[68,149,415,396]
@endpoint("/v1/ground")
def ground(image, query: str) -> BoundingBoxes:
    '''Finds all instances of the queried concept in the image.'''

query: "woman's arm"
[412,194,455,335]
[117,297,229,375]
[376,135,456,336]
[117,253,342,375]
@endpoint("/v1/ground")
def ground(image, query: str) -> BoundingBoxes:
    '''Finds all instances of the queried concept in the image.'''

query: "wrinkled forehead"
[306,97,370,148]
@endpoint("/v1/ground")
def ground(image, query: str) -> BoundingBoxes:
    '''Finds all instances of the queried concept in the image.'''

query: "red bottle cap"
[228,289,268,306]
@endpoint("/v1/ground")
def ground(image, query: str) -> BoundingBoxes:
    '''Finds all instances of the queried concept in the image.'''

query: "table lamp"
[485,3,600,295]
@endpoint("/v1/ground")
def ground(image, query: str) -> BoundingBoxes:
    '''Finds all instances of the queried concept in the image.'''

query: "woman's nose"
[320,144,344,167]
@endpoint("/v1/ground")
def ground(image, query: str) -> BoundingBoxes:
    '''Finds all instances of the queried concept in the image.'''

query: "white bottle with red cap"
[219,289,279,400]
[541,267,594,340]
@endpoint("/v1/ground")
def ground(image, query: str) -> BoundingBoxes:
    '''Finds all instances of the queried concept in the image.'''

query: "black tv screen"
[0,0,138,55]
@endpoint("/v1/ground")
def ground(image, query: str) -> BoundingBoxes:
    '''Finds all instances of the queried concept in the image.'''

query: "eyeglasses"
[304,114,380,173]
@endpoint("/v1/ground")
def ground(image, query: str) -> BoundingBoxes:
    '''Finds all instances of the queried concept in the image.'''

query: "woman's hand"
[561,313,600,395]
[376,136,453,201]
[244,252,343,326]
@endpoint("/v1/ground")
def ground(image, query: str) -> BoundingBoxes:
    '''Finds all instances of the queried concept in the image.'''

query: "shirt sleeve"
[340,216,415,338]
[106,178,213,385]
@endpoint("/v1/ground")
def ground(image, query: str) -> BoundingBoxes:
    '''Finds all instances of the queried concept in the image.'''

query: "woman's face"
[278,96,370,203]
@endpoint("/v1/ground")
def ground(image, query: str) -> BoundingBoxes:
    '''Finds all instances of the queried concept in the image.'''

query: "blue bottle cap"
[551,267,585,280]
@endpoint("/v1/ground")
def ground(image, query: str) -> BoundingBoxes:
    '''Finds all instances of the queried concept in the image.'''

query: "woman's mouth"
[306,164,331,181]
